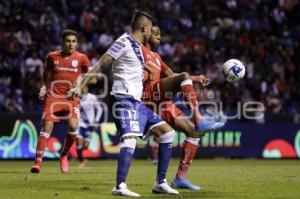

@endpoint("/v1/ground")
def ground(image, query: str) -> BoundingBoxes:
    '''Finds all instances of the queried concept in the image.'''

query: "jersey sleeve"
[106,39,128,60]
[81,54,91,73]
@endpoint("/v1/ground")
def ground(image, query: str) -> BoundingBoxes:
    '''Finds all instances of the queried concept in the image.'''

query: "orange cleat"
[60,156,69,173]
[30,163,41,173]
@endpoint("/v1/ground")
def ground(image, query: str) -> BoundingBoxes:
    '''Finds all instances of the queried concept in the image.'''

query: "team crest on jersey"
[72,60,78,68]
[54,60,59,65]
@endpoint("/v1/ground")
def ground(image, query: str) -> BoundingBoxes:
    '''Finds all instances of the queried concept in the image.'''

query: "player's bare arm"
[162,66,210,86]
[69,53,113,98]
[39,63,51,100]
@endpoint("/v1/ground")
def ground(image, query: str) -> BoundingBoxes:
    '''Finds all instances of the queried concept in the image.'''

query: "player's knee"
[120,137,137,149]
[68,124,78,132]
[159,130,175,143]
[179,72,190,80]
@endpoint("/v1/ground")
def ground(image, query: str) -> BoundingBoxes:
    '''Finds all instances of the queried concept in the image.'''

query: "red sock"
[176,138,199,179]
[61,133,77,157]
[34,132,50,164]
[180,80,202,124]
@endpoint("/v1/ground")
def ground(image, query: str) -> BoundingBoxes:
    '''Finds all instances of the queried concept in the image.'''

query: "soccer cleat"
[152,179,179,195]
[30,164,41,173]
[60,155,69,173]
[112,182,141,197]
[171,178,201,190]
[196,120,225,132]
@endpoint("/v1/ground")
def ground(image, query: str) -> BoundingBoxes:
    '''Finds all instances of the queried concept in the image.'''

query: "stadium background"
[0,0,300,159]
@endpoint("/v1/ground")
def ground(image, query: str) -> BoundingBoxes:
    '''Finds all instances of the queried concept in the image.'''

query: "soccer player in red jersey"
[142,26,224,190]
[30,29,91,173]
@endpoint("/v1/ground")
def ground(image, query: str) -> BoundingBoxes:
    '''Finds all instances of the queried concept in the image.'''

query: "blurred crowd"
[0,0,299,123]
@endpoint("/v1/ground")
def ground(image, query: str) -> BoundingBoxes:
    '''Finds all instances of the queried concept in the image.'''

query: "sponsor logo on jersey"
[72,60,78,68]
[109,41,126,53]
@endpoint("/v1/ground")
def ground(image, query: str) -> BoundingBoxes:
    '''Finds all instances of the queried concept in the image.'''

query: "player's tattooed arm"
[163,67,210,86]
[68,53,113,99]
[39,63,51,100]
[80,53,113,89]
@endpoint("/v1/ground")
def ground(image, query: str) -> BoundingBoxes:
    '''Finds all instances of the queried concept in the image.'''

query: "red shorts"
[42,97,79,123]
[143,81,183,126]
[160,102,183,127]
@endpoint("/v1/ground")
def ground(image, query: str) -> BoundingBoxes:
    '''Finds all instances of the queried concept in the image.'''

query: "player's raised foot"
[152,179,179,195]
[112,182,141,197]
[171,178,201,190]
[196,119,225,132]
[60,155,69,173]
[30,163,41,173]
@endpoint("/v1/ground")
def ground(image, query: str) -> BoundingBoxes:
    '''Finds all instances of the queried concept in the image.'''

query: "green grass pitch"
[0,159,299,199]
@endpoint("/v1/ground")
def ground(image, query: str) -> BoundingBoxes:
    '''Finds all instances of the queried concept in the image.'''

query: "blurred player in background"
[142,26,223,190]
[30,29,91,173]
[76,85,102,168]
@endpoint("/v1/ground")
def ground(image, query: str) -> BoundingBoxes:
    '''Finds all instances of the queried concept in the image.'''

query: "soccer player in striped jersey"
[69,11,179,197]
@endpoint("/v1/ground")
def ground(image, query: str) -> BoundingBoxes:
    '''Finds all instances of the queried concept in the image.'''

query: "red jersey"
[45,50,91,98]
[142,45,170,89]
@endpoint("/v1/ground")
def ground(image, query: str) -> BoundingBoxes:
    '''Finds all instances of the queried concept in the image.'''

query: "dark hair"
[131,10,153,30]
[61,29,78,40]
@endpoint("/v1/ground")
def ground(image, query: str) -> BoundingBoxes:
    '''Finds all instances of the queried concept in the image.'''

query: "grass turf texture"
[0,159,299,199]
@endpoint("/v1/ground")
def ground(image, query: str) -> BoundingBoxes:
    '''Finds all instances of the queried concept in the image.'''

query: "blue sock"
[157,142,172,184]
[116,147,135,188]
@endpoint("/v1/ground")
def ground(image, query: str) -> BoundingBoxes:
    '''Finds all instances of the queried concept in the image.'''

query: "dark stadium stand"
[0,0,299,123]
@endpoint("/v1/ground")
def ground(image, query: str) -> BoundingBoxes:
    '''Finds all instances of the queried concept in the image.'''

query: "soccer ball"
[223,59,245,83]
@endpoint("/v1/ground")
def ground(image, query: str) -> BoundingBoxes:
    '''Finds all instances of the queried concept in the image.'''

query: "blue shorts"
[111,95,165,138]
[78,126,94,142]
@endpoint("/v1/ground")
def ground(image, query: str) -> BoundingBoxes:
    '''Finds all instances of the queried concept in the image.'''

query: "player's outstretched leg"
[31,121,53,173]
[172,137,201,190]
[160,73,225,132]
[151,128,179,195]
[112,137,140,197]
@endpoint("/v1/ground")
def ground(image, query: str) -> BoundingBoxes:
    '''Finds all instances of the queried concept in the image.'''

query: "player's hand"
[39,86,47,100]
[192,75,211,86]
[68,87,81,100]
